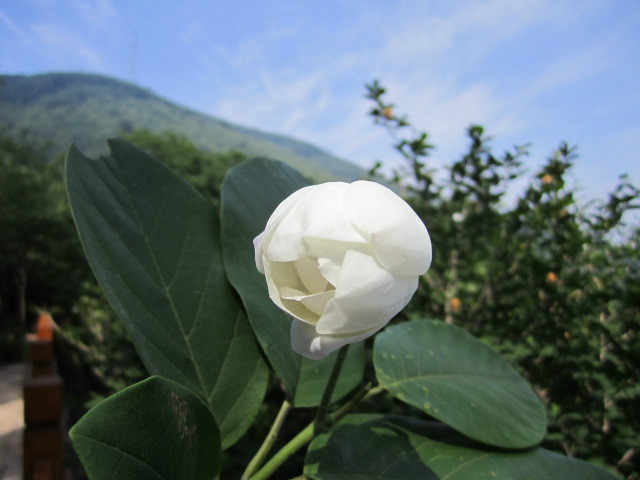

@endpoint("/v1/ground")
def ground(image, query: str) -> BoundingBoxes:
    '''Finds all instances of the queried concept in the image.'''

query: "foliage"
[56,282,146,409]
[123,129,246,208]
[365,80,639,479]
[0,131,86,352]
[306,414,619,480]
[70,376,221,480]
[64,140,619,480]
[0,73,363,182]
[5,72,634,478]
[0,129,147,423]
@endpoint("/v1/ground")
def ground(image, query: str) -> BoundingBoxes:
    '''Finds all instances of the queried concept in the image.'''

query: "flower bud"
[253,181,432,359]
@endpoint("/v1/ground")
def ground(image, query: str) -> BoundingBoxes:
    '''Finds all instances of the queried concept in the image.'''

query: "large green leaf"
[374,319,546,448]
[305,414,620,480]
[65,139,268,448]
[220,157,308,395]
[71,376,220,480]
[294,343,365,407]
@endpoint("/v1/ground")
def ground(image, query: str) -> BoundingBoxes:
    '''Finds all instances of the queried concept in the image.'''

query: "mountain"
[0,73,364,181]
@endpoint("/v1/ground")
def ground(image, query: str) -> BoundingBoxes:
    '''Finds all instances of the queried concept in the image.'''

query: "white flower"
[253,181,432,360]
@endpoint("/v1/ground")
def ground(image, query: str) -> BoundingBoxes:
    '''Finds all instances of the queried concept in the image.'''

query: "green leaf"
[65,140,268,448]
[305,414,620,480]
[220,157,307,396]
[294,343,366,407]
[373,319,546,448]
[71,376,221,480]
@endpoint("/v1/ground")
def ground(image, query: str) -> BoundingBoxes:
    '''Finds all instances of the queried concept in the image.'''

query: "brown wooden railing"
[23,313,64,480]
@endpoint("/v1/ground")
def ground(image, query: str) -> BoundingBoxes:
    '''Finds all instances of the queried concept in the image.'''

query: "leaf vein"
[74,433,166,480]
[117,159,208,398]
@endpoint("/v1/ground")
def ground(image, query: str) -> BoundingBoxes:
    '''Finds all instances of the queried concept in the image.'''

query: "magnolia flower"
[253,181,432,360]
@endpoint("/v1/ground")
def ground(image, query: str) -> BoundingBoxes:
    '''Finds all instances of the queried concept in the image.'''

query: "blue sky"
[1,0,639,206]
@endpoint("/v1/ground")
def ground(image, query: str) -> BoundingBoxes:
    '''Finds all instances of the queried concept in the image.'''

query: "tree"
[124,129,246,207]
[1,134,73,322]
[365,80,639,479]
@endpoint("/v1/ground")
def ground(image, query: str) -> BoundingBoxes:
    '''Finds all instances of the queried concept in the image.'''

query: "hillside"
[0,73,364,181]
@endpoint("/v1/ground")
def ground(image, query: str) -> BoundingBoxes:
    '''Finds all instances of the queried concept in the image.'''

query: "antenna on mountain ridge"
[122,16,138,83]
[129,29,138,83]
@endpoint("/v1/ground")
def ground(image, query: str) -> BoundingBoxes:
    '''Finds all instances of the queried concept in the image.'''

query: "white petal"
[301,290,335,316]
[344,181,432,276]
[267,182,367,262]
[305,239,356,285]
[306,237,374,286]
[253,185,317,266]
[253,231,267,273]
[281,289,336,316]
[264,215,307,263]
[299,183,367,243]
[267,261,305,292]
[315,250,418,334]
[263,185,318,233]
[281,298,320,325]
[317,255,342,286]
[263,261,319,324]
[294,257,328,293]
[290,319,383,360]
[274,285,321,325]
[279,286,307,298]
[264,263,287,309]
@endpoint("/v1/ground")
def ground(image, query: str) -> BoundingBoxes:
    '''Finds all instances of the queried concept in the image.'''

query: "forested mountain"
[0,73,363,181]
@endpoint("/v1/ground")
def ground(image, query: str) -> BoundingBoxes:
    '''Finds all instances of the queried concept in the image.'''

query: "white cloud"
[214,68,327,132]
[31,23,105,69]
[520,41,615,102]
[381,0,551,68]
[343,0,622,173]
[0,9,29,41]
[204,0,578,173]
[70,0,119,30]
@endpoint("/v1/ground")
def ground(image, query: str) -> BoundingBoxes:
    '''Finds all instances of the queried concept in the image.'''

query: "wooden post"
[23,312,64,480]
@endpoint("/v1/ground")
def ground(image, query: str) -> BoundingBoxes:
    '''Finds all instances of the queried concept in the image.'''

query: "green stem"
[248,382,373,480]
[365,384,386,398]
[250,420,315,480]
[241,399,293,480]
[327,381,372,424]
[314,345,349,432]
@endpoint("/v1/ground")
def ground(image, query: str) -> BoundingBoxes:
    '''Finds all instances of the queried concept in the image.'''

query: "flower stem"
[241,399,293,480]
[250,420,315,480]
[248,381,373,480]
[314,345,349,432]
